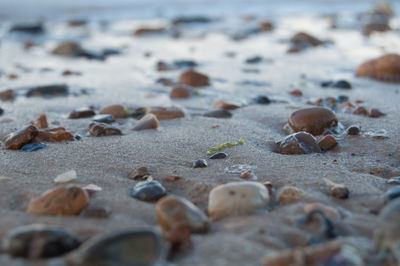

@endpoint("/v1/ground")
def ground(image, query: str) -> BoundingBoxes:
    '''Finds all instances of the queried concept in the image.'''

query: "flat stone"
[93,114,115,123]
[208,181,269,220]
[27,186,90,216]
[278,132,321,155]
[99,104,127,118]
[32,127,74,143]
[133,114,159,131]
[278,186,305,203]
[133,27,166,36]
[88,123,122,137]
[21,142,47,152]
[4,224,80,258]
[208,152,228,159]
[68,108,96,119]
[2,125,39,150]
[149,106,185,120]
[54,170,77,184]
[51,42,82,56]
[288,107,338,135]
[131,181,167,202]
[9,23,44,34]
[178,69,210,87]
[26,84,68,97]
[203,109,232,118]
[213,100,240,110]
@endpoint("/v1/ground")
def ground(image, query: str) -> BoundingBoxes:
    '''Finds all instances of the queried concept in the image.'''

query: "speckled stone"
[131,181,167,202]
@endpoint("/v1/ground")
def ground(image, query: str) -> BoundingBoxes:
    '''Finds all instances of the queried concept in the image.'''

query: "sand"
[0,1,399,265]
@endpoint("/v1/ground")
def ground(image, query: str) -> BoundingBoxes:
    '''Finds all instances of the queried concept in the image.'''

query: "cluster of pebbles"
[0,2,399,266]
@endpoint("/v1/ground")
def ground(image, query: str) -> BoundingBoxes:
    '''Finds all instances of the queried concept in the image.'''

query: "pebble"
[288,107,338,135]
[347,125,361,135]
[245,56,263,64]
[356,53,400,83]
[289,89,302,96]
[367,108,385,118]
[278,132,321,155]
[32,127,74,143]
[318,135,338,151]
[208,181,269,220]
[258,21,274,32]
[213,100,240,110]
[321,80,352,89]
[193,159,208,168]
[27,186,90,216]
[88,123,122,137]
[323,178,349,199]
[179,69,210,87]
[99,104,127,118]
[149,106,185,120]
[54,170,77,184]
[73,230,161,266]
[0,107,3,116]
[170,85,191,99]
[133,114,159,131]
[203,109,232,118]
[290,32,324,47]
[278,186,305,203]
[9,22,45,34]
[26,84,69,98]
[133,27,166,36]
[4,224,80,258]
[2,125,38,150]
[68,108,96,119]
[165,176,181,182]
[304,203,340,221]
[21,142,47,152]
[33,113,49,128]
[131,181,167,202]
[362,22,390,36]
[93,114,115,123]
[156,195,209,233]
[51,42,82,56]
[385,186,400,203]
[253,95,271,104]
[129,167,150,180]
[353,106,368,115]
[208,152,228,159]
[172,16,212,25]
[0,89,14,101]
[80,205,111,219]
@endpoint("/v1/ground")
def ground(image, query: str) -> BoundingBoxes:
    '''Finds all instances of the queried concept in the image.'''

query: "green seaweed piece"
[207,137,244,156]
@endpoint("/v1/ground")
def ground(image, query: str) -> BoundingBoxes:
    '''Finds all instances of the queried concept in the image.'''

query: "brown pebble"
[290,32,324,47]
[213,100,240,110]
[8,73,18,80]
[33,114,49,129]
[318,135,338,151]
[32,127,74,143]
[356,53,400,83]
[288,107,338,135]
[353,106,368,115]
[240,171,252,179]
[88,123,122,137]
[149,107,185,120]
[99,104,127,118]
[68,108,96,119]
[0,89,14,102]
[367,108,385,118]
[289,89,302,96]
[133,114,159,131]
[27,186,89,216]
[278,186,305,203]
[2,125,38,150]
[338,101,354,110]
[51,42,81,56]
[178,69,210,87]
[165,176,181,182]
[129,167,150,181]
[133,27,166,36]
[258,21,274,32]
[169,85,191,99]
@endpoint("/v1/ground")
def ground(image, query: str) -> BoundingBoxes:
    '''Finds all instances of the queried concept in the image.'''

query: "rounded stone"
[170,85,191,99]
[93,114,115,124]
[133,114,159,131]
[149,106,185,120]
[347,125,361,135]
[278,132,321,155]
[68,108,96,119]
[155,195,209,233]
[130,181,167,202]
[213,100,240,110]
[253,95,271,104]
[356,53,400,83]
[208,181,269,220]
[27,186,89,216]
[178,69,210,87]
[278,186,305,203]
[99,104,127,118]
[288,107,338,135]
[208,152,228,159]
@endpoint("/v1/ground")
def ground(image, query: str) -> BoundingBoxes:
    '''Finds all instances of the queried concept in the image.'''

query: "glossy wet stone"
[278,132,321,155]
[32,127,74,143]
[149,106,185,120]
[93,114,115,123]
[2,125,38,150]
[99,104,127,118]
[156,195,209,233]
[356,53,400,83]
[318,135,338,151]
[131,181,167,202]
[193,159,208,168]
[26,84,69,97]
[208,181,269,220]
[253,95,271,104]
[73,230,161,266]
[27,186,90,216]
[170,85,191,99]
[179,69,210,87]
[203,109,232,118]
[133,114,159,131]
[213,100,240,110]
[88,123,122,137]
[385,187,400,203]
[208,152,228,159]
[278,186,305,203]
[33,113,49,128]
[21,142,47,152]
[347,125,361,135]
[4,224,80,258]
[9,22,44,34]
[288,107,338,135]
[68,108,96,119]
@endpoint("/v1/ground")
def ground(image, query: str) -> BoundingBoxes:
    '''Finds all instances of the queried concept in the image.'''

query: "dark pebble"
[4,224,80,258]
[9,23,44,34]
[203,109,232,118]
[245,56,263,64]
[68,108,96,119]
[337,95,349,104]
[278,132,321,155]
[172,16,212,25]
[93,114,115,123]
[253,95,271,104]
[385,187,400,203]
[208,152,228,159]
[21,142,47,152]
[76,50,105,61]
[173,60,198,68]
[347,125,361,135]
[0,107,3,116]
[131,181,167,202]
[74,230,161,266]
[102,48,121,57]
[26,84,69,98]
[321,80,351,89]
[193,159,208,168]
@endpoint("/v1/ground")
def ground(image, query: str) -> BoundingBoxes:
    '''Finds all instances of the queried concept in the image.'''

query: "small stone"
[133,114,159,131]
[333,80,352,89]
[363,22,390,36]
[62,69,81,76]
[353,106,368,115]
[0,89,14,101]
[245,56,262,64]
[288,107,338,135]
[208,181,269,220]
[4,224,80,258]
[32,127,74,143]
[156,195,209,233]
[323,178,349,199]
[304,203,340,221]
[149,106,185,120]
[213,100,240,110]
[27,186,89,216]
[278,186,305,203]
[356,53,400,83]
[203,109,232,118]
[208,152,227,159]
[73,230,161,266]
[347,125,361,135]
[52,42,82,56]
[385,187,400,203]
[88,123,122,137]
[99,104,127,118]
[253,95,271,104]
[164,176,181,182]
[129,167,150,181]
[170,85,191,99]
[21,142,47,152]
[26,84,68,97]
[290,32,324,47]
[68,20,87,27]
[193,159,207,168]
[9,22,44,34]
[131,181,167,202]
[172,16,212,25]
[318,135,338,151]
[240,170,252,179]
[179,69,210,87]
[133,27,166,36]
[54,170,77,184]
[33,113,49,128]
[289,89,302,96]
[367,108,385,118]
[93,114,115,123]
[278,132,321,155]
[68,108,96,119]
[2,125,38,150]
[258,21,274,32]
